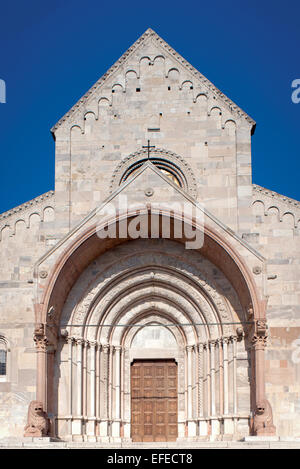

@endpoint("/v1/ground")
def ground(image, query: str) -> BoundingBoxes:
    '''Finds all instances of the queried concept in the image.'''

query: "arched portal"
[30,212,276,441]
[53,239,247,441]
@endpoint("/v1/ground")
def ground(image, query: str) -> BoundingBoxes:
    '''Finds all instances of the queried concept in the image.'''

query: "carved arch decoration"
[63,245,237,341]
[109,148,198,198]
[55,238,247,440]
[28,211,276,439]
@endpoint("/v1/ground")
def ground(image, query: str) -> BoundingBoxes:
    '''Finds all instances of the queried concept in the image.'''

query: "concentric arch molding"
[109,147,198,198]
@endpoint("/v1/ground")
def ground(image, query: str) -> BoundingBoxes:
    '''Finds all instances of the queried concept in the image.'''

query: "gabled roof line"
[36,162,264,269]
[51,28,255,134]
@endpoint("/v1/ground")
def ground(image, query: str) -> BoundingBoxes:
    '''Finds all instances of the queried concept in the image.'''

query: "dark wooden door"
[131,359,178,442]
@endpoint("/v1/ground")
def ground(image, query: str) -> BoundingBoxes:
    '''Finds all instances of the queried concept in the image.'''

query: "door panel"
[131,359,178,442]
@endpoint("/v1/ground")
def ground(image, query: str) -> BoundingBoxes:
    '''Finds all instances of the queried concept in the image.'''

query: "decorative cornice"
[253,183,300,227]
[253,184,300,208]
[0,190,54,222]
[51,28,255,134]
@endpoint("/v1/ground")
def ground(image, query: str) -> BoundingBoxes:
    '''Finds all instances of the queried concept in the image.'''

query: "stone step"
[0,439,300,449]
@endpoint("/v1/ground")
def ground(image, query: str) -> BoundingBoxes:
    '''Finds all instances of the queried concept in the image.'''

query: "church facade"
[0,29,300,443]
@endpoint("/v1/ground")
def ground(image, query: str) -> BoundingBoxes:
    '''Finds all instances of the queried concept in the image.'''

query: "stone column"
[223,337,234,435]
[198,343,207,437]
[67,337,74,436]
[193,345,197,421]
[205,342,211,419]
[99,344,109,440]
[95,343,101,429]
[232,336,237,415]
[218,339,223,416]
[223,338,229,415]
[111,346,121,439]
[24,323,57,438]
[186,346,196,437]
[251,320,276,436]
[87,341,97,441]
[34,331,48,407]
[198,343,204,418]
[72,338,83,440]
[210,340,219,437]
[108,344,113,434]
[83,340,88,421]
[210,341,216,416]
[123,347,131,439]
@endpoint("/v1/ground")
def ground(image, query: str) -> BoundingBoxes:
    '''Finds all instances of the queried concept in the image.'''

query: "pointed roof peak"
[51,28,255,134]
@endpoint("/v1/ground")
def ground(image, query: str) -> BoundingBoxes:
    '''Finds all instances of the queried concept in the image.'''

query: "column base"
[123,423,131,439]
[99,420,109,438]
[86,419,97,440]
[111,421,121,438]
[210,418,220,437]
[223,417,235,435]
[110,436,122,443]
[198,420,208,436]
[187,420,197,437]
[96,436,110,443]
[71,418,83,440]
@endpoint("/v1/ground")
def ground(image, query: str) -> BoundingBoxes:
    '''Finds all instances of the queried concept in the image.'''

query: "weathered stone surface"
[0,28,299,443]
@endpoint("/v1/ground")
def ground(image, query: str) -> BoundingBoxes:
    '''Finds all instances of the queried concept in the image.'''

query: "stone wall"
[252,185,300,437]
[0,192,55,438]
[0,29,299,440]
[53,29,254,237]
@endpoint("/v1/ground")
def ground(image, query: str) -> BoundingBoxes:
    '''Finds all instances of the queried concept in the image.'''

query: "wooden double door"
[131,359,178,442]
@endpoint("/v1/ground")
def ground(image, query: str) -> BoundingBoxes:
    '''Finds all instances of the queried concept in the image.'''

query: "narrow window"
[0,342,6,376]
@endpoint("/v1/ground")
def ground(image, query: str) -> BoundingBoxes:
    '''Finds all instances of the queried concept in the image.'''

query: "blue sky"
[0,0,299,213]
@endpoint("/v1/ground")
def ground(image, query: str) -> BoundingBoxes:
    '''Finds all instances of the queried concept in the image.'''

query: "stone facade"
[0,29,299,442]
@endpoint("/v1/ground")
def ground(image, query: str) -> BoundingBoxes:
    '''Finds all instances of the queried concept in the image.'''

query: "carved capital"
[33,323,57,352]
[209,340,217,348]
[222,337,230,345]
[75,338,85,346]
[34,334,49,352]
[250,319,268,350]
[198,343,204,352]
[102,344,110,354]
[251,335,267,349]
[33,323,51,352]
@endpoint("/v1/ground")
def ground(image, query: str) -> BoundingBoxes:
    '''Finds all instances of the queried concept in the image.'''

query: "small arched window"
[121,157,185,189]
[0,337,7,376]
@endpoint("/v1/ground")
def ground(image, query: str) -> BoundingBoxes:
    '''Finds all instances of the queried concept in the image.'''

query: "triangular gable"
[37,161,264,273]
[51,28,255,135]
